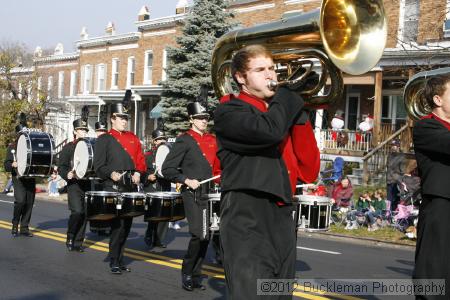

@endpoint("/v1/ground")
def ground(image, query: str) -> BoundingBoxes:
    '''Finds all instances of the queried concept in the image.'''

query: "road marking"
[0,199,14,204]
[0,220,358,300]
[297,246,341,255]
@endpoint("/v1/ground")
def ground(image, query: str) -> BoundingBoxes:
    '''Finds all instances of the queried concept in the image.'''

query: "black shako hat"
[73,118,89,131]
[151,129,166,140]
[95,121,107,132]
[15,124,27,133]
[111,89,132,117]
[187,102,209,117]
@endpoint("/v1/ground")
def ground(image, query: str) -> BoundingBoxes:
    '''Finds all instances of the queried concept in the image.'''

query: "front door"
[346,93,360,130]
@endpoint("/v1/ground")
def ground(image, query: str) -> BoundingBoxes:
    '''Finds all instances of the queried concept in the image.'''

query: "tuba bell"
[403,67,450,120]
[211,0,387,107]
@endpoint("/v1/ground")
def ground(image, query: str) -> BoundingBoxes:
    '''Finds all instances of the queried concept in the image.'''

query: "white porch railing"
[317,129,372,152]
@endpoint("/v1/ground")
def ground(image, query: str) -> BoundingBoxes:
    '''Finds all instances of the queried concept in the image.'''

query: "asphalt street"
[0,193,416,300]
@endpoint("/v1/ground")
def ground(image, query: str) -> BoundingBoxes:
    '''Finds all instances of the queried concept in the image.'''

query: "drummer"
[93,91,146,274]
[58,118,90,252]
[88,121,110,236]
[3,122,36,237]
[143,129,171,248]
[161,101,221,291]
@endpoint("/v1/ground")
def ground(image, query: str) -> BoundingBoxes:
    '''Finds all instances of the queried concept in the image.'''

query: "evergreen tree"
[160,0,235,136]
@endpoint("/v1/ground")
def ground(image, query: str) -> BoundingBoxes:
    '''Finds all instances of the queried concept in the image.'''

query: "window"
[401,0,419,42]
[69,70,77,96]
[127,57,135,87]
[144,50,153,84]
[162,49,168,81]
[97,64,106,91]
[83,65,92,94]
[382,94,407,130]
[112,58,119,89]
[37,76,42,99]
[58,71,64,98]
[47,76,53,100]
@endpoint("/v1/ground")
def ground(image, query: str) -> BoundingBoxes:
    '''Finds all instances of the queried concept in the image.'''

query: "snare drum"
[73,137,96,179]
[85,191,119,220]
[144,192,184,222]
[16,130,55,177]
[117,192,146,218]
[295,195,332,231]
[202,193,221,232]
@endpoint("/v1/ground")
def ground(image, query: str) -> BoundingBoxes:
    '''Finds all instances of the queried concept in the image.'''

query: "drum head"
[155,144,170,177]
[74,140,90,178]
[16,134,28,176]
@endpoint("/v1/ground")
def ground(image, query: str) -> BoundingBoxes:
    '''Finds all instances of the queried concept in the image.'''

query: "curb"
[298,230,416,249]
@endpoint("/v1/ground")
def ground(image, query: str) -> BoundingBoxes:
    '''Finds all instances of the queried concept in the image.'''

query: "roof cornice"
[34,52,79,64]
[135,14,186,31]
[76,32,141,49]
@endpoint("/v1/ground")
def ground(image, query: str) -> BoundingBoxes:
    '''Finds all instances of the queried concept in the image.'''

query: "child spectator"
[366,189,387,231]
[345,190,371,230]
[48,167,60,197]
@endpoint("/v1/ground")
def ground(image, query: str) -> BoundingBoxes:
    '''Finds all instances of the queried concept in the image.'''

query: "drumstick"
[296,183,316,188]
[199,175,221,185]
[11,149,16,162]
[119,171,127,178]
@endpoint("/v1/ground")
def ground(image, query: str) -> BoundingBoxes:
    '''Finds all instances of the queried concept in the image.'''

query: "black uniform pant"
[67,183,87,247]
[220,190,296,300]
[109,217,133,265]
[12,177,35,231]
[181,190,212,278]
[145,221,169,245]
[413,196,450,299]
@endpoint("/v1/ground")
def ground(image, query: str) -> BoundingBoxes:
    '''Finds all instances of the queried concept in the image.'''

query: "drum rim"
[295,194,331,204]
[120,192,146,198]
[86,191,119,196]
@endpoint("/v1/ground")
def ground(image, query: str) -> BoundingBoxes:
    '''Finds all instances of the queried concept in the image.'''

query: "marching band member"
[93,90,146,274]
[161,102,221,291]
[214,45,320,299]
[58,117,90,252]
[143,129,171,248]
[4,122,36,237]
[412,74,450,298]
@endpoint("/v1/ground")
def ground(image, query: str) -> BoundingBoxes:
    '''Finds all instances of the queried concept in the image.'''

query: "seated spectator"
[48,167,61,197]
[328,176,353,209]
[397,160,421,207]
[345,190,371,230]
[366,189,387,231]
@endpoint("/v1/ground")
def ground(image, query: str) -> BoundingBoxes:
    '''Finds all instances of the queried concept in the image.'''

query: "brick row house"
[11,0,450,182]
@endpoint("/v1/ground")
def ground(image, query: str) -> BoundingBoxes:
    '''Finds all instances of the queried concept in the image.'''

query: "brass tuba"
[403,67,450,120]
[211,0,387,107]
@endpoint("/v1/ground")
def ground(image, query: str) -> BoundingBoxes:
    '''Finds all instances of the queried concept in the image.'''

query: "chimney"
[80,27,89,40]
[138,5,150,21]
[34,46,43,58]
[176,0,189,14]
[105,22,115,35]
[54,43,64,55]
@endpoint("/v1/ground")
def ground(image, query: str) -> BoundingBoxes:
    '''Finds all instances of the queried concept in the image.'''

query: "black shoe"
[73,246,85,252]
[110,266,122,275]
[11,224,19,237]
[20,230,33,237]
[181,274,194,291]
[153,242,167,248]
[119,265,131,272]
[66,239,74,251]
[193,277,206,290]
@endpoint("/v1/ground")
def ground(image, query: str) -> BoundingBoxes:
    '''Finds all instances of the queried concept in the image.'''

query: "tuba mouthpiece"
[267,80,278,90]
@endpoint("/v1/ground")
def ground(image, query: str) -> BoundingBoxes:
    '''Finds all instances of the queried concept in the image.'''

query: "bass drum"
[154,143,172,177]
[16,130,55,177]
[73,137,96,179]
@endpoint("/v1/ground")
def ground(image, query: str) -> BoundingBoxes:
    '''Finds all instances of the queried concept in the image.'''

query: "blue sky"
[0,0,182,52]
